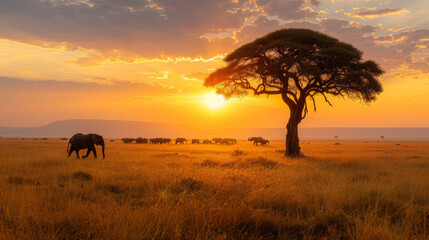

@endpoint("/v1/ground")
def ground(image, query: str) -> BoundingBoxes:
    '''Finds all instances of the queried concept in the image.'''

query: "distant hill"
[0,119,428,140]
[0,119,195,138]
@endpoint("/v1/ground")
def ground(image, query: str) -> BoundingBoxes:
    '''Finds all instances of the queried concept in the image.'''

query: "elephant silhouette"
[136,137,148,144]
[67,133,105,159]
[122,138,135,144]
[248,137,269,146]
[175,138,187,144]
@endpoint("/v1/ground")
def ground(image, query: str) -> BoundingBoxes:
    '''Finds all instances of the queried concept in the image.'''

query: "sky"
[0,0,428,128]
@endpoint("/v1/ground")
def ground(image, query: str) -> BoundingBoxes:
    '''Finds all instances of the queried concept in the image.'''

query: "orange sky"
[0,0,428,128]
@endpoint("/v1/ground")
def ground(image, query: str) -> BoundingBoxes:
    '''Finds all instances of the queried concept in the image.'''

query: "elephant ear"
[92,134,99,145]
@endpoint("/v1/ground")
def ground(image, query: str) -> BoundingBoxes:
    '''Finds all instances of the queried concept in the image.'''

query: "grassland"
[0,140,428,239]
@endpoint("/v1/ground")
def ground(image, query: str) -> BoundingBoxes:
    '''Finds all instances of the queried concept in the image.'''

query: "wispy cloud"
[347,8,409,18]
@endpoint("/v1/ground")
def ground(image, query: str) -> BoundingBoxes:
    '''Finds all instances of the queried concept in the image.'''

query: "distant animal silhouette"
[136,137,148,144]
[192,139,200,144]
[212,138,223,144]
[122,138,135,144]
[67,133,105,159]
[248,137,269,146]
[202,139,212,144]
[150,138,171,144]
[221,138,237,145]
[175,138,187,144]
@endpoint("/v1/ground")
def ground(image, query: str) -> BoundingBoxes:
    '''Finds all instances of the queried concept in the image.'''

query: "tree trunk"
[285,117,304,157]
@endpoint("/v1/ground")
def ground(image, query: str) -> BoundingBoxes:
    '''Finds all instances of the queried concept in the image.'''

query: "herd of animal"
[121,137,269,145]
[66,133,270,159]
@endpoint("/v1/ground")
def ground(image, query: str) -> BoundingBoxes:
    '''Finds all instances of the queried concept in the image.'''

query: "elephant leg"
[92,147,97,159]
[82,148,91,159]
[75,150,80,159]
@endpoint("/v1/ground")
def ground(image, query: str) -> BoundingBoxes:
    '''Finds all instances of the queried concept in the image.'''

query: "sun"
[204,93,226,109]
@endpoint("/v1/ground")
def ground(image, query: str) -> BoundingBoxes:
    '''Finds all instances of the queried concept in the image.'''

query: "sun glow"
[204,93,226,109]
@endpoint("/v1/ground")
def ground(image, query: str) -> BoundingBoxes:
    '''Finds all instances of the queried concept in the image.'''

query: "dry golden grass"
[0,140,428,239]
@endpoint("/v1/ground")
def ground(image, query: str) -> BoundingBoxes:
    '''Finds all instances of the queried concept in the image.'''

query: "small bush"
[7,176,40,185]
[96,183,126,194]
[8,176,23,185]
[72,171,93,181]
[231,149,244,157]
[105,184,125,194]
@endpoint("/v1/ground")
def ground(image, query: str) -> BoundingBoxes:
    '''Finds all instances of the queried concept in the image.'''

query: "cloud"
[256,0,321,20]
[180,72,210,83]
[0,0,427,75]
[318,18,429,73]
[231,15,322,47]
[347,8,409,18]
[0,76,176,95]
[0,0,326,64]
[69,51,227,67]
[0,0,251,62]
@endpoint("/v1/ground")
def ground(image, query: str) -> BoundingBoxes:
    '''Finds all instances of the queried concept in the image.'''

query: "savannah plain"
[1,139,429,240]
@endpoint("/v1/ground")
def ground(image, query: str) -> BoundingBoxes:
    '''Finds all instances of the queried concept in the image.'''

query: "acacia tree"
[205,29,384,157]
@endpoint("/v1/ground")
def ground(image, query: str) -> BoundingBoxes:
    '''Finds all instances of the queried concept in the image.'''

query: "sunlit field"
[1,140,429,239]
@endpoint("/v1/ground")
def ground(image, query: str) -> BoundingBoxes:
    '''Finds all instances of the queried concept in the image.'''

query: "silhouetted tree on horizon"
[205,28,384,157]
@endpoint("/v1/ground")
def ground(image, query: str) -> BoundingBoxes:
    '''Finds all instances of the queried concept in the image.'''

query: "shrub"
[72,171,93,181]
[231,149,244,157]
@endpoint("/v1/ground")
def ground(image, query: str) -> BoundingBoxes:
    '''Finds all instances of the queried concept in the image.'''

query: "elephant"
[248,137,268,146]
[136,137,148,144]
[67,133,105,159]
[122,138,135,144]
[150,138,170,144]
[212,138,223,144]
[162,138,171,144]
[202,139,212,144]
[222,138,237,145]
[175,138,187,144]
[191,139,200,144]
